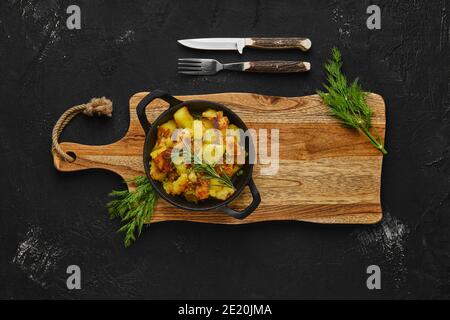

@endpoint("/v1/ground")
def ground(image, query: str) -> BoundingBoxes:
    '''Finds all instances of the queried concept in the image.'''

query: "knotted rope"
[51,97,113,162]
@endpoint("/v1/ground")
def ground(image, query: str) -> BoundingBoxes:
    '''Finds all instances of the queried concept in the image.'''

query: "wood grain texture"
[246,61,310,73]
[247,38,311,51]
[53,92,386,225]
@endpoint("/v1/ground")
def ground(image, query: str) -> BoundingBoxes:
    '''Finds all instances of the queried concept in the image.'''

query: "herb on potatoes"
[181,141,235,189]
[193,162,235,190]
[191,150,235,189]
[107,176,157,247]
[318,47,387,154]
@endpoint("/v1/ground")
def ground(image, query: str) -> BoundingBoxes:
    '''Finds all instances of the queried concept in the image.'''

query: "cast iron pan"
[136,89,261,220]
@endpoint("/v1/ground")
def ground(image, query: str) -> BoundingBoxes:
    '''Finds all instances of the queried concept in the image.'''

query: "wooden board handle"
[247,38,312,51]
[52,141,143,180]
[245,61,310,73]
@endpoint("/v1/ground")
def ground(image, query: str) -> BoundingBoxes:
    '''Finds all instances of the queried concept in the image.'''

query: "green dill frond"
[318,47,387,154]
[107,176,157,247]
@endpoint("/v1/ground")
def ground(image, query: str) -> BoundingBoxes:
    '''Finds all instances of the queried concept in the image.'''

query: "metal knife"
[178,37,311,54]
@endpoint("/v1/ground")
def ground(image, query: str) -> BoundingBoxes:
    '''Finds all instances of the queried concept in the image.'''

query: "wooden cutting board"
[53,91,386,224]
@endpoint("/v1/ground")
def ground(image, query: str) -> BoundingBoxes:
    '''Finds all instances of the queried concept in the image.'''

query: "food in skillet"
[149,106,245,202]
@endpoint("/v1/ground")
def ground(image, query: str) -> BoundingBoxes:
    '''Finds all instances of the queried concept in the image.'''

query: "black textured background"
[0,0,449,299]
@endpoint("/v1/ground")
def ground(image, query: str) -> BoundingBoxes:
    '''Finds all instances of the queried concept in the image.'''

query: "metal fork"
[178,58,310,75]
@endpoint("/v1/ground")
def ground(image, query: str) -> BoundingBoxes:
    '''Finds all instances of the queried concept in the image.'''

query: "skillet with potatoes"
[149,106,245,203]
[137,90,261,219]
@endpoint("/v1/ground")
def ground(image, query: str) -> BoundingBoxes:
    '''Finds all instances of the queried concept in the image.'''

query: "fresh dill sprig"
[318,47,387,154]
[107,176,157,247]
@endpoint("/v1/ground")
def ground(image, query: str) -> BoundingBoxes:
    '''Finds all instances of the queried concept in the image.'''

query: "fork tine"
[178,58,202,63]
[177,58,217,75]
[177,62,202,67]
[178,66,202,71]
[178,70,205,75]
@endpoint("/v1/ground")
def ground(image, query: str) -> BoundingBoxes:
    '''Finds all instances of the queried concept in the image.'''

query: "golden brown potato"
[172,173,189,195]
[150,145,167,159]
[158,120,177,135]
[202,109,217,119]
[208,179,235,200]
[202,118,214,129]
[195,179,209,200]
[174,106,194,128]
[150,160,166,181]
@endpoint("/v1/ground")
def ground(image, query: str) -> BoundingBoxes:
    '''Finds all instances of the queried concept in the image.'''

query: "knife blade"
[178,37,311,54]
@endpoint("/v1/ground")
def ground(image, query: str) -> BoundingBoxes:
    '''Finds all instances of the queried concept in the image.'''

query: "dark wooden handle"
[247,38,311,51]
[244,61,310,73]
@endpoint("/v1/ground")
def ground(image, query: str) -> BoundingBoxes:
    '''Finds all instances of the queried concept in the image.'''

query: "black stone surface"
[0,0,449,299]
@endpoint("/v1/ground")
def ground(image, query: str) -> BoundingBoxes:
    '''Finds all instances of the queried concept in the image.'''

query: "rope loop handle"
[51,97,113,162]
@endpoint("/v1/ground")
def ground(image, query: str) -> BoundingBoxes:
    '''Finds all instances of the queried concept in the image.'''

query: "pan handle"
[136,90,182,133]
[219,178,261,220]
